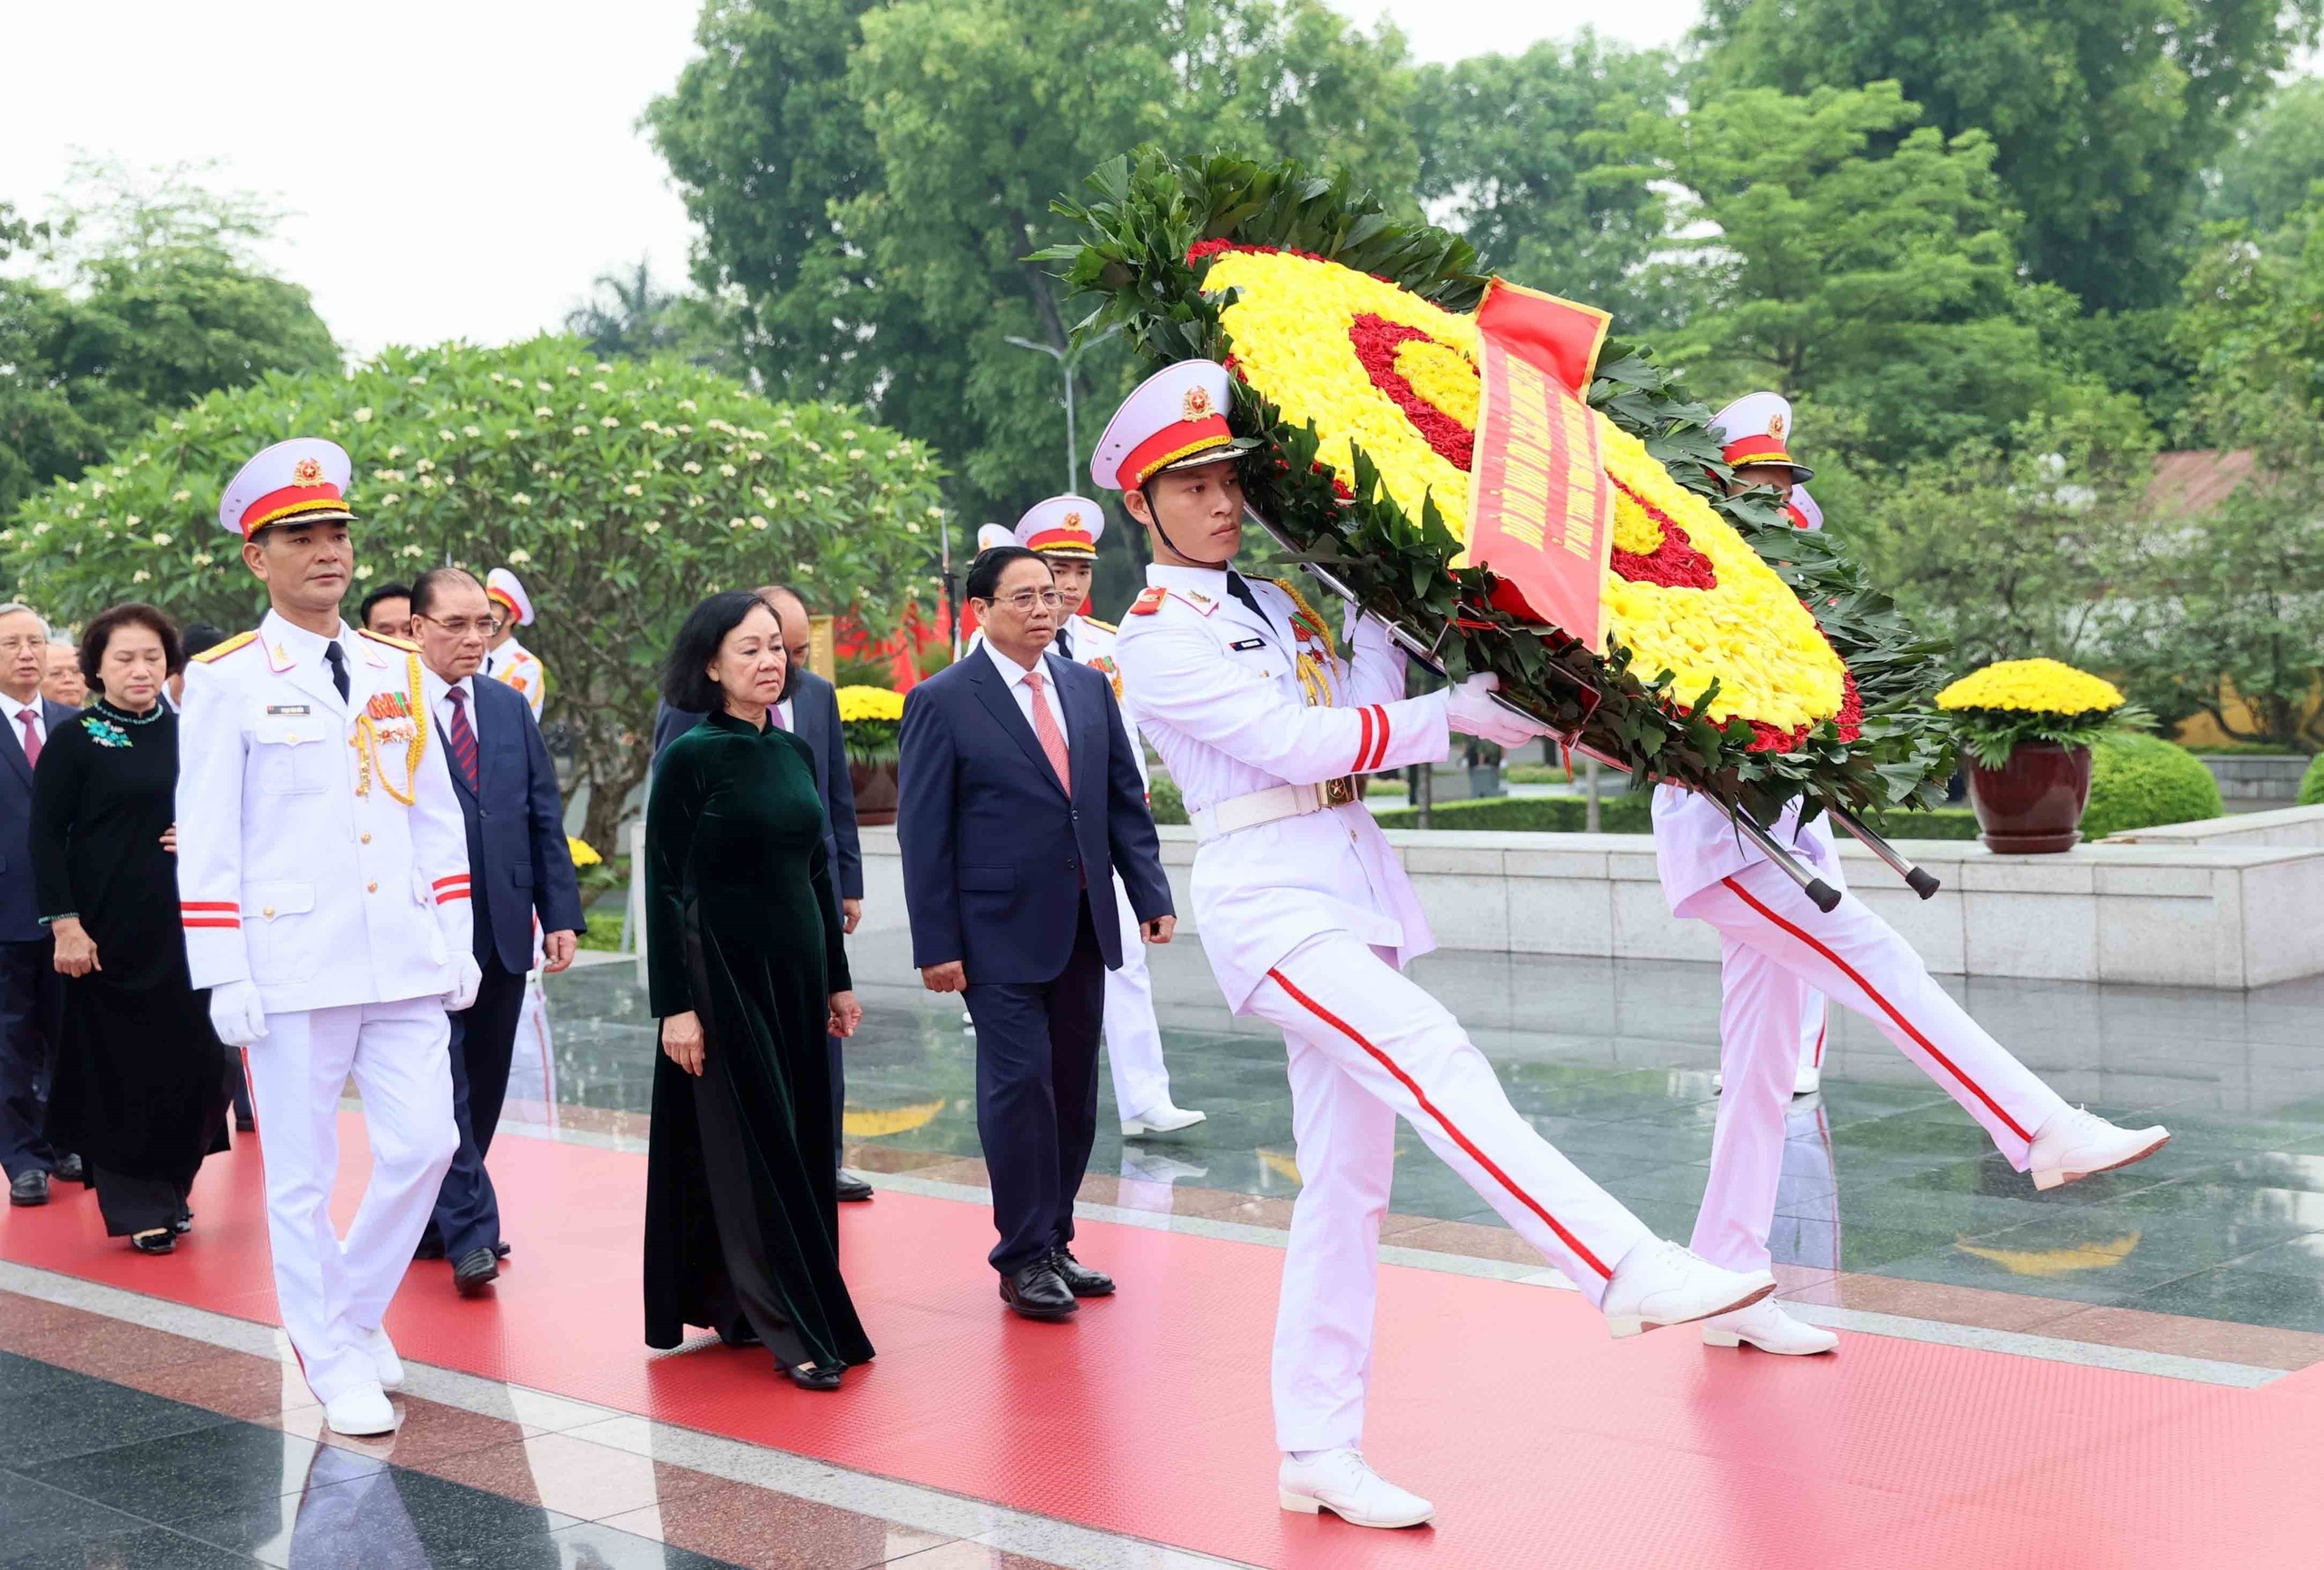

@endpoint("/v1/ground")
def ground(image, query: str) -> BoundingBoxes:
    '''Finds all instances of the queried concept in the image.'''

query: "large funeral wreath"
[1041,150,1955,825]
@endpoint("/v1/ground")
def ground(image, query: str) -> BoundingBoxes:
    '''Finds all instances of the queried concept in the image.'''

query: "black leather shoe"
[834,1169,874,1203]
[9,1170,47,1207]
[234,1114,255,1132]
[452,1247,500,1297]
[491,1240,511,1259]
[716,1320,763,1348]
[130,1229,175,1255]
[999,1262,1078,1321]
[780,1360,844,1391]
[1049,1248,1115,1298]
[173,1206,193,1235]
[52,1153,83,1184]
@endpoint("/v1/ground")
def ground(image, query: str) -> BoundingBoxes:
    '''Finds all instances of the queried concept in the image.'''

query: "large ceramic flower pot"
[1967,741,2092,854]
[849,760,900,827]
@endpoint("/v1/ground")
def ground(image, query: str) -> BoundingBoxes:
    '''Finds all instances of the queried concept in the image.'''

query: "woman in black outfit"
[642,591,872,1390]
[34,605,228,1252]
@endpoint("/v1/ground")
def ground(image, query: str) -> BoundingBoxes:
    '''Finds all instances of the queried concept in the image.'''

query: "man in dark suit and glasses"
[0,604,78,1207]
[651,584,873,1201]
[897,546,1174,1320]
[407,568,586,1294]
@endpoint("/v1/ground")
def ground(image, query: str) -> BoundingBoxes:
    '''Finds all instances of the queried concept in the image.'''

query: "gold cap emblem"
[1061,509,1084,530]
[1768,411,1786,441]
[291,457,325,486]
[1181,385,1215,422]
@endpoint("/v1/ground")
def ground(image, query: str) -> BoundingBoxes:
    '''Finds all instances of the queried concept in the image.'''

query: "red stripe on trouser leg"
[1264,966,1614,1279]
[1813,1012,1827,1068]
[1719,875,2032,1142]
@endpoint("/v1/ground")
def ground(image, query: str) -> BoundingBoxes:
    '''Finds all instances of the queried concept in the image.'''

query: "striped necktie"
[447,686,479,791]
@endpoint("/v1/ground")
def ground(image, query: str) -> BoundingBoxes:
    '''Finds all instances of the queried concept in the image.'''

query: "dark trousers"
[428,956,527,1260]
[224,1045,253,1125]
[93,1164,192,1238]
[0,936,63,1179]
[965,898,1105,1275]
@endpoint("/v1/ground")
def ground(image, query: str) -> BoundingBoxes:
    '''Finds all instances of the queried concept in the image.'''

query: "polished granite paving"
[542,933,2324,1339]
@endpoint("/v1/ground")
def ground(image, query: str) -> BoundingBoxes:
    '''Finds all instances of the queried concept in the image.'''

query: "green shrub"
[1864,806,1982,840]
[2299,753,2324,807]
[1148,775,1187,825]
[2080,734,2223,839]
[1373,793,1655,833]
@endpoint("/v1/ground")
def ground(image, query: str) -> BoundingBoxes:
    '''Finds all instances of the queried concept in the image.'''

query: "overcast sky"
[1,2,1701,356]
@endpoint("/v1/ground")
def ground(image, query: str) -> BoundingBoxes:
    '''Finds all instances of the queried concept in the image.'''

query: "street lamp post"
[1005,325,1122,493]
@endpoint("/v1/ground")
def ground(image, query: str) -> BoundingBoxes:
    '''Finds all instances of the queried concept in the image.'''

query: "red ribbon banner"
[1463,279,1617,655]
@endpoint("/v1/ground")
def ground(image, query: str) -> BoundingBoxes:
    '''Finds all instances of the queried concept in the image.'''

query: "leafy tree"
[0,166,338,519]
[1698,0,2324,311]
[648,0,1417,614]
[564,259,746,375]
[2206,75,2324,235]
[1411,34,1688,332]
[1609,81,2137,464]
[3,337,944,846]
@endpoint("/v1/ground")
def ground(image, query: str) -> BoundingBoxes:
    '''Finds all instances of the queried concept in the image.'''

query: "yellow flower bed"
[566,835,602,867]
[1201,246,1844,732]
[1936,659,2124,716]
[835,685,906,723]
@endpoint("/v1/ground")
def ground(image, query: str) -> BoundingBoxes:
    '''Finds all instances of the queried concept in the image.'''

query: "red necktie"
[446,686,478,791]
[17,708,39,769]
[1021,669,1071,793]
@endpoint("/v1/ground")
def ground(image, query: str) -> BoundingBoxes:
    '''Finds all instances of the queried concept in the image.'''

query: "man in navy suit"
[407,569,585,1294]
[0,604,75,1207]
[897,546,1173,1320]
[650,584,872,1200]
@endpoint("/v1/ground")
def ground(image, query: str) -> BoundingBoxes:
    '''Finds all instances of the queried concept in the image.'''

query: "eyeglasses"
[983,589,1066,612]
[419,617,497,636]
[0,637,42,653]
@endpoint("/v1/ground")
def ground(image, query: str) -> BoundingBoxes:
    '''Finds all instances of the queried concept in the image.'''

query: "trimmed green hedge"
[1149,775,1188,826]
[2300,754,2324,807]
[1371,793,1980,839]
[2081,734,2223,839]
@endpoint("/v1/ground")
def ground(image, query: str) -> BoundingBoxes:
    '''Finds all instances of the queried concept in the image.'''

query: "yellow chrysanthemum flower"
[566,835,602,867]
[1935,659,2123,716]
[835,685,906,723]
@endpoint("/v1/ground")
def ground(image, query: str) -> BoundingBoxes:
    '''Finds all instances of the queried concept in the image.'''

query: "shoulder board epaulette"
[356,628,421,653]
[1129,587,1167,617]
[191,631,259,665]
[1080,616,1117,634]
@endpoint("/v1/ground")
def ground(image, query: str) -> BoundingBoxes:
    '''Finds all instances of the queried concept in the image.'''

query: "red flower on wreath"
[1345,314,1474,472]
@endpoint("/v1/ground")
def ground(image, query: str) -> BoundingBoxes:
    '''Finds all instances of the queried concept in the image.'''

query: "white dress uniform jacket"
[485,638,547,719]
[177,611,474,1012]
[1112,566,1447,1010]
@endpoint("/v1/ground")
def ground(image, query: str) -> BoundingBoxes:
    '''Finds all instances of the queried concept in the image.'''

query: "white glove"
[1444,673,1555,748]
[208,980,269,1047]
[443,952,482,1012]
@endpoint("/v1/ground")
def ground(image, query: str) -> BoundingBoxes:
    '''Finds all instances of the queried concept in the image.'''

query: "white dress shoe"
[1278,1449,1433,1529]
[359,1326,404,1391]
[1793,1063,1822,1097]
[1601,1238,1777,1338]
[1121,1101,1206,1137]
[2029,1107,2170,1191]
[1702,1298,1838,1355]
[323,1382,399,1437]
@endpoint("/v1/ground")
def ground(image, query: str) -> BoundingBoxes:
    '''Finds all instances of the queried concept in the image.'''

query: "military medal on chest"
[350,651,431,804]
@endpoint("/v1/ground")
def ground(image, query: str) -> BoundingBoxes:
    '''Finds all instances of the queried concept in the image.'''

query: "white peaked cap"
[1090,360,1256,491]
[1709,390,1811,482]
[1013,495,1105,556]
[216,438,356,538]
[1787,485,1824,532]
[975,523,1017,553]
[485,568,535,627]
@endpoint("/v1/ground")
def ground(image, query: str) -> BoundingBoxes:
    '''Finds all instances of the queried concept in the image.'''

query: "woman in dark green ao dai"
[642,591,872,1391]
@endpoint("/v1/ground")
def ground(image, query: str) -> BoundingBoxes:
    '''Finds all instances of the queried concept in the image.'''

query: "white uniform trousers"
[242,997,458,1403]
[1246,933,1655,1453]
[1800,990,1829,1073]
[1102,871,1174,1125]
[1768,1099,1842,1274]
[1686,860,2068,1275]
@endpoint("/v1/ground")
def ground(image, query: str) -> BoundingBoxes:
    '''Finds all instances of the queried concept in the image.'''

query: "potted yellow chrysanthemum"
[1935,659,2151,854]
[836,684,907,826]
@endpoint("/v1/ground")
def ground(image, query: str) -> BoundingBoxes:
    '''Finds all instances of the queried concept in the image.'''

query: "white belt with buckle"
[1190,777,1358,842]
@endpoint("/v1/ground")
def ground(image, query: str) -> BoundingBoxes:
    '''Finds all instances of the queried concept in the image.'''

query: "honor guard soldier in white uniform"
[1100,361,1778,1530]
[178,439,480,1437]
[975,498,1206,1137]
[1665,393,2171,1358]
[483,568,547,719]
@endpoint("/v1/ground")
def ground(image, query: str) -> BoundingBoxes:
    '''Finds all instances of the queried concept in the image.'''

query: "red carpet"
[7,1119,2324,1568]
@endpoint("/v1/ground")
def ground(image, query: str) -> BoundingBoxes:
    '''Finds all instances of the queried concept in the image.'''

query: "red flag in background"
[1464,279,1617,655]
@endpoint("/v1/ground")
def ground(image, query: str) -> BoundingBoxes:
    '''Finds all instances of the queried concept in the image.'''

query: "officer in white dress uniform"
[973,498,1206,1138]
[1665,394,2172,1358]
[1099,361,1779,1530]
[482,568,547,720]
[178,439,480,1437]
